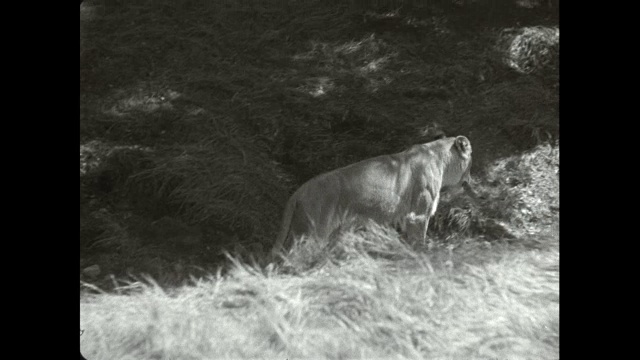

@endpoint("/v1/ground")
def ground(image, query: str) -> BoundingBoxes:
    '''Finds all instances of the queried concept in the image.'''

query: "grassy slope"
[81,224,558,360]
[80,1,558,358]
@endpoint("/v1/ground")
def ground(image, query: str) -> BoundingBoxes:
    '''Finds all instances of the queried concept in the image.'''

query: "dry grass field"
[81,226,558,360]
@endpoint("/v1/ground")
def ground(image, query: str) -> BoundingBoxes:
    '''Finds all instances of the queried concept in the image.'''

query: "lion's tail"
[271,192,298,257]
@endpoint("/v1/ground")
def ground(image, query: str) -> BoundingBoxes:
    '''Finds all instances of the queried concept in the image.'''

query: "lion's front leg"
[406,190,439,248]
[424,191,440,249]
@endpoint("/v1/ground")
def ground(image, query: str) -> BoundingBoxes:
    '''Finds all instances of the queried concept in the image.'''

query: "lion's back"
[291,155,409,236]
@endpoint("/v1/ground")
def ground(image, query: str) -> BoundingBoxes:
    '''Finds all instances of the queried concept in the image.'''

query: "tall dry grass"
[81,222,558,360]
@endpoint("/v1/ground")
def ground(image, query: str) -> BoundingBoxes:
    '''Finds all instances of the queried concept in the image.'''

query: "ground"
[80,1,558,358]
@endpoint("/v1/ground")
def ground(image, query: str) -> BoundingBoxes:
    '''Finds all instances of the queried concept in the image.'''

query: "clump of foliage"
[480,141,559,235]
[430,192,480,238]
[497,26,559,75]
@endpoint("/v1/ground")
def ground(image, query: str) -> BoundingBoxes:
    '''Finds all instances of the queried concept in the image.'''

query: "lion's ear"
[454,136,472,158]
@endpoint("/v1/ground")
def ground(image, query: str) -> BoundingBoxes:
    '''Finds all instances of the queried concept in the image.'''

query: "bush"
[482,142,559,233]
[497,26,559,75]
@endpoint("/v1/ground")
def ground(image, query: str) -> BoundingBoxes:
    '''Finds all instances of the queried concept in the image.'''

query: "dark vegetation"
[80,0,558,288]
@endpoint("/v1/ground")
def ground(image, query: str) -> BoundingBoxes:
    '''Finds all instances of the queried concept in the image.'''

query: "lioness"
[272,136,473,255]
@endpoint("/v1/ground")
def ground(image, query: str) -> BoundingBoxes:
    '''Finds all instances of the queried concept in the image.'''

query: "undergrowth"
[481,141,559,235]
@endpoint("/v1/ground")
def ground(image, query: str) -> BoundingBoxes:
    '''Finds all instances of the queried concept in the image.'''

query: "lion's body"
[272,136,473,255]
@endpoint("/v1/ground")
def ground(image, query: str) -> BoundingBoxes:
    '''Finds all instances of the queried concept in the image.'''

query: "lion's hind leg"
[404,212,427,247]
